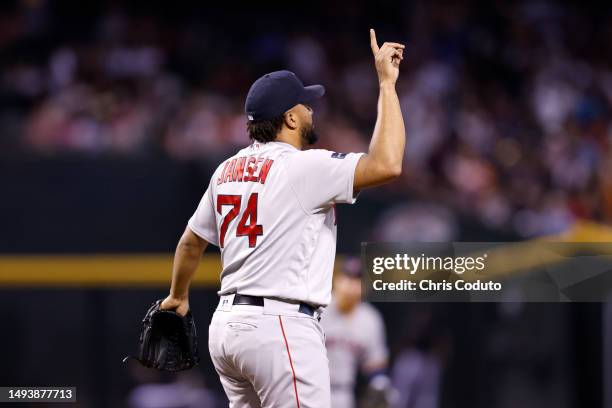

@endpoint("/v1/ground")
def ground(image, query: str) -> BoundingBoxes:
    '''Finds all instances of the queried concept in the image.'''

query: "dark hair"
[247,115,285,143]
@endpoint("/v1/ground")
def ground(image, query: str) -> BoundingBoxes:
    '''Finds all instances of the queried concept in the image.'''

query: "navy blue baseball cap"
[245,70,325,121]
[341,257,363,279]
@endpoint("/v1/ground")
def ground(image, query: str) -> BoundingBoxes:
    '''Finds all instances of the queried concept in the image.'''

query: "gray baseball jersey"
[188,141,364,307]
[321,299,389,407]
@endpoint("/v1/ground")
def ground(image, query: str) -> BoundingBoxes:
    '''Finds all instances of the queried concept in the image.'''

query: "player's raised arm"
[354,29,406,190]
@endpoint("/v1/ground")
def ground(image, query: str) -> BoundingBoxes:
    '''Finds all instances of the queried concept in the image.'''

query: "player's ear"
[284,109,298,130]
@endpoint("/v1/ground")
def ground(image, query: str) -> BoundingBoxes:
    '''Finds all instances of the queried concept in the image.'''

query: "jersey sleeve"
[187,181,219,246]
[286,149,365,211]
[361,309,389,372]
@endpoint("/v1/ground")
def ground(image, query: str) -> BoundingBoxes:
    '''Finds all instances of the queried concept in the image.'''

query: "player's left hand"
[160,295,189,316]
[124,298,200,372]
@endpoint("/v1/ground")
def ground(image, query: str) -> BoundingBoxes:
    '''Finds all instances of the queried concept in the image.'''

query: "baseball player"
[160,29,405,408]
[321,257,391,408]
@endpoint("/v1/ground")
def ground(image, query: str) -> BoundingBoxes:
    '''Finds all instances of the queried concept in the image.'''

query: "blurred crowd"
[2,1,612,237]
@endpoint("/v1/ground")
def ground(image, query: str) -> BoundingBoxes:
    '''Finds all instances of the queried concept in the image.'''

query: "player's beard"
[300,122,319,145]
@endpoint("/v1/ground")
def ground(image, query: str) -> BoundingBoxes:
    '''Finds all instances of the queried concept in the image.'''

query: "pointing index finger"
[370,28,379,55]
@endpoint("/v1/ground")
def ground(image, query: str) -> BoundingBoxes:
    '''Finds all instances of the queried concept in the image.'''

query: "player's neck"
[275,132,304,150]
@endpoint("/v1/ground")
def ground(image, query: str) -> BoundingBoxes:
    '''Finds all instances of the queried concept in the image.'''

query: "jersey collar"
[269,141,299,150]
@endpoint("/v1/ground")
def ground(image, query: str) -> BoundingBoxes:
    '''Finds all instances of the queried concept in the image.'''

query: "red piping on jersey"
[278,315,301,408]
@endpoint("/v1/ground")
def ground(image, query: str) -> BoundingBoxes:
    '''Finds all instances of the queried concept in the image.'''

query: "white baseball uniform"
[189,141,364,408]
[320,300,389,408]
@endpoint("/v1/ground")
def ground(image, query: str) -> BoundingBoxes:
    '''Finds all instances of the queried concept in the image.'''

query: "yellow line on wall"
[1,221,609,287]
[0,254,222,287]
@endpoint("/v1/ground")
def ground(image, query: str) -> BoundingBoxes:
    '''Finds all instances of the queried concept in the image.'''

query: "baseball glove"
[123,299,200,372]
[358,375,397,408]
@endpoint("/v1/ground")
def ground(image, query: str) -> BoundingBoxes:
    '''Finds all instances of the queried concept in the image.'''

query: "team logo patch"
[331,152,347,159]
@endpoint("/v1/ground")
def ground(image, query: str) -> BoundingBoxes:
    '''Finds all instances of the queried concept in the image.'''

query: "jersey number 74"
[217,193,263,248]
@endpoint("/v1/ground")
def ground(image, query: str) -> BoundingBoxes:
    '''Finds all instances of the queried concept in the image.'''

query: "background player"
[321,257,393,408]
[159,29,405,407]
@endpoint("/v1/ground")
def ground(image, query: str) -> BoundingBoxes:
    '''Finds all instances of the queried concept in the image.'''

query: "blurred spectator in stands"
[2,1,612,238]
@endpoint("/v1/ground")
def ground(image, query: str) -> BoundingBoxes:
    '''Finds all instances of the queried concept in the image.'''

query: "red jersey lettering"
[244,157,257,182]
[223,159,237,183]
[258,159,274,184]
[217,161,230,185]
